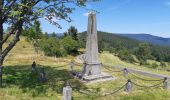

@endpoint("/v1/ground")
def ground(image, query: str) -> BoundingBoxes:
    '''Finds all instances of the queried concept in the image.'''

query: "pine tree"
[68,26,78,40]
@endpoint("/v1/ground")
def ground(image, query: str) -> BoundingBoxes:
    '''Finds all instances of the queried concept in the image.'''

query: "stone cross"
[82,11,101,76]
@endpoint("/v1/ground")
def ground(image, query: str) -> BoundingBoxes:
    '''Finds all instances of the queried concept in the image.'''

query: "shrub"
[151,63,159,69]
[160,62,167,68]
[118,49,135,63]
[60,36,79,54]
[139,60,147,66]
[39,37,67,57]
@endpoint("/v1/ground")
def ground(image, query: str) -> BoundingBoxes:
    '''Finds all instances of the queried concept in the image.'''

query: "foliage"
[139,60,148,66]
[51,32,57,38]
[23,20,43,53]
[151,63,159,69]
[60,36,79,54]
[135,43,152,65]
[66,26,78,40]
[151,45,170,62]
[98,40,104,53]
[2,37,170,100]
[118,49,135,63]
[160,62,167,68]
[38,35,79,57]
[39,37,67,57]
[43,32,49,39]
[78,31,170,65]
[0,0,98,65]
[63,32,68,37]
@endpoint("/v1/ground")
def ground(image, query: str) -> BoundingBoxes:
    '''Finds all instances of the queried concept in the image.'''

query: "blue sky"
[40,0,170,38]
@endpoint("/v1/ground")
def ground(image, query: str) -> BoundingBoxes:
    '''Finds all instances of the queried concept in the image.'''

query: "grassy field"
[100,52,170,76]
[0,37,170,100]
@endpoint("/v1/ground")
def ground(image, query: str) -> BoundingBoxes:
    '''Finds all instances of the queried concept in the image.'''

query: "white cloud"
[165,1,170,6]
[83,12,90,17]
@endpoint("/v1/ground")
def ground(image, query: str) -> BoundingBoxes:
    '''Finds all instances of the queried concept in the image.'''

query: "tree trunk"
[0,21,23,66]
[0,0,4,54]
[0,24,3,53]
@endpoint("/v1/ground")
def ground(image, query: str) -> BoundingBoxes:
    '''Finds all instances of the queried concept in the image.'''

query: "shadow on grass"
[2,65,87,97]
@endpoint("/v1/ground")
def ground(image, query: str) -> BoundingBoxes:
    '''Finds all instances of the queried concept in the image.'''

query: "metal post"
[125,79,132,92]
[39,68,46,82]
[0,66,3,87]
[163,77,168,89]
[62,81,72,100]
[31,61,36,72]
[123,68,128,77]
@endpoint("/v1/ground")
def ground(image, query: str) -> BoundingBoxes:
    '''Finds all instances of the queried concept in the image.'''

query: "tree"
[26,20,42,40]
[114,42,125,55]
[0,0,98,65]
[118,49,135,63]
[151,63,159,69]
[67,26,78,40]
[160,62,167,68]
[63,32,68,37]
[60,36,79,54]
[135,43,151,64]
[39,37,67,57]
[25,20,43,54]
[98,40,104,53]
[43,32,49,39]
[51,32,56,37]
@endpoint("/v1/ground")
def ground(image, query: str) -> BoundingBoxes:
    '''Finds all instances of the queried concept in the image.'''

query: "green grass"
[1,37,170,100]
[100,51,170,76]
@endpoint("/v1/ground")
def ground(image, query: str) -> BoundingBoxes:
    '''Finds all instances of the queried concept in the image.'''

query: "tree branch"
[34,0,42,6]
[2,0,17,23]
[38,0,77,12]
[1,21,23,62]
[0,34,11,45]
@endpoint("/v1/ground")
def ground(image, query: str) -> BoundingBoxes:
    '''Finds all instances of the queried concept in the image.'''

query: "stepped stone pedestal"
[81,12,113,83]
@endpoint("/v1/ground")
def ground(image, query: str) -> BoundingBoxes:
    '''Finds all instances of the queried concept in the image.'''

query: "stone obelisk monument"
[82,12,113,82]
[83,12,101,76]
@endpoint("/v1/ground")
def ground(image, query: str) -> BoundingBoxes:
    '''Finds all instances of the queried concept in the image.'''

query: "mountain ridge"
[117,33,170,46]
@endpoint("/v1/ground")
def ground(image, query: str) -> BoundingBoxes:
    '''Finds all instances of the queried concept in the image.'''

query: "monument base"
[71,71,115,84]
[82,62,102,75]
[82,72,114,83]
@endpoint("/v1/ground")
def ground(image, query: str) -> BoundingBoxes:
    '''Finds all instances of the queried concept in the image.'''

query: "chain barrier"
[100,83,126,97]
[67,62,167,98]
[102,64,123,72]
[102,64,113,68]
[67,80,127,97]
[102,63,164,82]
[128,72,163,82]
[131,80,163,88]
[74,63,83,66]
[76,83,127,97]
[73,62,83,66]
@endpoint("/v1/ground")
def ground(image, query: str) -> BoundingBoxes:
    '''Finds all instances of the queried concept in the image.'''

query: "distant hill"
[79,31,170,62]
[117,34,170,47]
[78,31,140,49]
